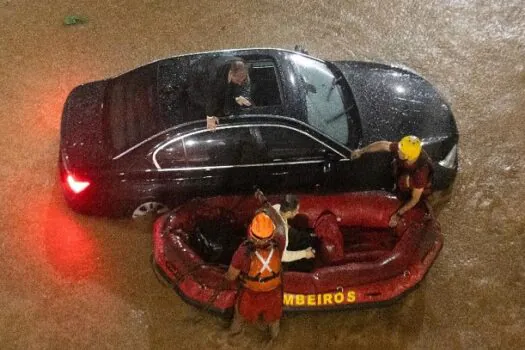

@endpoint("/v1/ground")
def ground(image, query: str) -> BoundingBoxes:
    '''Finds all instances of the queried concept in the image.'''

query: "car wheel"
[132,201,169,219]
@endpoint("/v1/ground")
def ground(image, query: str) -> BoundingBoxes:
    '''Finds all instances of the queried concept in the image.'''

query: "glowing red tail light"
[66,175,91,194]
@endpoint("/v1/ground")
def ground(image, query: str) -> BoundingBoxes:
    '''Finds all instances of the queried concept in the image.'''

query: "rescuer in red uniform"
[351,135,433,227]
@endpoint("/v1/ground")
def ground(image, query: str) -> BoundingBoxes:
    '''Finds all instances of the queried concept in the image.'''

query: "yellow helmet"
[398,135,422,161]
[249,212,275,240]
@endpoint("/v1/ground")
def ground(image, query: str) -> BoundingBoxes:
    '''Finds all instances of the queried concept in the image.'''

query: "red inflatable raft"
[152,191,443,314]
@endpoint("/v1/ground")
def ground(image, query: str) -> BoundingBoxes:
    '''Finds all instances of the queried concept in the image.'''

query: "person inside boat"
[225,212,283,340]
[185,55,252,129]
[255,191,316,272]
[351,135,433,227]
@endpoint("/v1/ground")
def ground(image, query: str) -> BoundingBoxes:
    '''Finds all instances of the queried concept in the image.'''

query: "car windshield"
[106,65,165,154]
[290,55,349,145]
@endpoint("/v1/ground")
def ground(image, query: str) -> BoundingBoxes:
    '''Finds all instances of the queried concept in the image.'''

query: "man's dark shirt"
[186,55,250,118]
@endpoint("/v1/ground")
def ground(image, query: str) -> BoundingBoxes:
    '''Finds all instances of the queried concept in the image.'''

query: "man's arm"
[205,87,222,117]
[281,248,315,262]
[351,141,392,160]
[205,83,221,129]
[254,189,269,206]
[205,64,228,129]
[234,77,252,106]
[389,187,423,227]
[225,265,241,281]
[274,227,314,262]
[398,187,423,215]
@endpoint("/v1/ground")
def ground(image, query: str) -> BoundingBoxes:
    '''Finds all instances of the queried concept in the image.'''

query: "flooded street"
[1,0,524,348]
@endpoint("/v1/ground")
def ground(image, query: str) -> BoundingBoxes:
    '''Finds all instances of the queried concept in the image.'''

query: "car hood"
[333,61,458,147]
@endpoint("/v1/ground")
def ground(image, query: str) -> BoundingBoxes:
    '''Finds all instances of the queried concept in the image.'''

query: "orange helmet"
[249,212,275,240]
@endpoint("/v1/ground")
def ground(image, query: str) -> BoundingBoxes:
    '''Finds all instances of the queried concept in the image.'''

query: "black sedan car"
[59,48,458,218]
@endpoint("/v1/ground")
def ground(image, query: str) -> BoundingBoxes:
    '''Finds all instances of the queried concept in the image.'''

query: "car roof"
[109,47,324,80]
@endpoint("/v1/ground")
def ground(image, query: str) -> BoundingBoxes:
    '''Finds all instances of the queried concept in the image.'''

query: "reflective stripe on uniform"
[255,247,274,274]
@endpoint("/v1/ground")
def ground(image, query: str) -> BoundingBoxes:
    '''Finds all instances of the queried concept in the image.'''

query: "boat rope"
[150,254,171,288]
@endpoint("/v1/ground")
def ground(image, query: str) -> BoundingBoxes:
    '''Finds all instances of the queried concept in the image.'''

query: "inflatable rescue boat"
[152,191,443,314]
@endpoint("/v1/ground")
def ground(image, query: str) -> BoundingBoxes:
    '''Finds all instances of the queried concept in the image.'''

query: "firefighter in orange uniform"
[225,211,283,340]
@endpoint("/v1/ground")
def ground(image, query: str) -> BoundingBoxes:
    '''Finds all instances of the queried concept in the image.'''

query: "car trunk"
[60,80,112,171]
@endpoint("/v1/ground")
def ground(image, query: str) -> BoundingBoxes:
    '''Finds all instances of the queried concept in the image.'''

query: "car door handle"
[272,171,288,176]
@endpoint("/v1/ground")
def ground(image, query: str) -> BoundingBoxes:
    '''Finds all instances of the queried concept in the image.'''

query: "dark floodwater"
[1,1,524,349]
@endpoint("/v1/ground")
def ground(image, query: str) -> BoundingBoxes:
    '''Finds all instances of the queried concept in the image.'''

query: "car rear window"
[106,65,165,154]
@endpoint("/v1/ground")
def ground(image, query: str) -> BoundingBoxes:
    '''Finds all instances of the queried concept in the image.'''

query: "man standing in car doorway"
[186,55,252,129]
[351,135,433,227]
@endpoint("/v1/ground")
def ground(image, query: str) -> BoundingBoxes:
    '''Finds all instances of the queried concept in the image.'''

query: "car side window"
[183,128,260,167]
[155,140,186,168]
[255,126,331,162]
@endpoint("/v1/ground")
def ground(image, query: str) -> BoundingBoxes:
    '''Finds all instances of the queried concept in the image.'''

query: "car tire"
[132,201,169,219]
